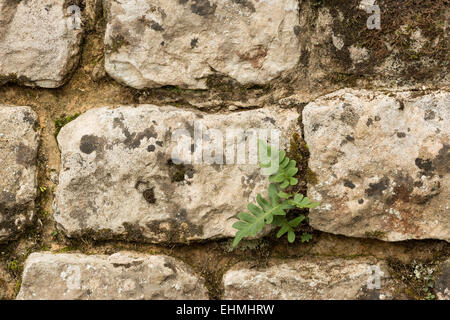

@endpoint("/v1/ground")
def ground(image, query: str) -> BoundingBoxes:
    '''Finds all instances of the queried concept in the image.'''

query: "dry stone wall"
[0,0,448,300]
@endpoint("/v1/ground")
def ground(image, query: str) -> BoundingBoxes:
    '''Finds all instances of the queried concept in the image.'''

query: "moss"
[387,259,439,300]
[328,73,362,87]
[205,74,246,93]
[222,239,269,253]
[54,246,81,253]
[53,113,80,138]
[162,85,205,95]
[172,170,185,182]
[287,132,310,195]
[305,167,319,185]
[364,230,386,239]
[14,280,22,295]
[307,0,448,84]
[7,260,20,272]
[0,74,19,85]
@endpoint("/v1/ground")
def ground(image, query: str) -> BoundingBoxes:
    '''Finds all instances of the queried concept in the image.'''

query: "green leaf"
[269,173,285,183]
[280,180,289,189]
[288,215,305,227]
[289,194,319,209]
[287,231,295,243]
[279,157,289,169]
[276,224,290,238]
[258,139,280,176]
[273,215,306,243]
[279,150,286,163]
[232,184,293,247]
[277,191,291,199]
[286,167,298,176]
[268,184,279,206]
[269,157,299,188]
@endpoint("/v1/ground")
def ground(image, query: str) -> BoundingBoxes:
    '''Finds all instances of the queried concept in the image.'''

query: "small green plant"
[259,140,298,188]
[7,260,20,272]
[54,113,80,138]
[232,140,320,247]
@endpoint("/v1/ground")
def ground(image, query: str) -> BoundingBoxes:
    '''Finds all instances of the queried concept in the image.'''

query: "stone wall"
[0,0,448,300]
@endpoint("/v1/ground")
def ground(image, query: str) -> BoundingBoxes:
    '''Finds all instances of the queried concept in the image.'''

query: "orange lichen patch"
[236,45,268,69]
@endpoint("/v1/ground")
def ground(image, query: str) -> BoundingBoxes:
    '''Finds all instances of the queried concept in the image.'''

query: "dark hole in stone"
[344,179,356,189]
[190,37,199,48]
[143,188,156,204]
[167,159,194,182]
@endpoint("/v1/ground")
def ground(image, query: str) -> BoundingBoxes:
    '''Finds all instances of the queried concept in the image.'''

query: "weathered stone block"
[0,0,83,88]
[54,105,299,242]
[303,89,449,241]
[103,0,300,89]
[223,257,400,300]
[17,252,208,299]
[0,106,39,241]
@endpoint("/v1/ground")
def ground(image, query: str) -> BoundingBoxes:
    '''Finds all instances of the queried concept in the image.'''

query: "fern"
[232,184,293,247]
[287,193,320,209]
[274,215,305,243]
[232,139,321,247]
[258,140,298,188]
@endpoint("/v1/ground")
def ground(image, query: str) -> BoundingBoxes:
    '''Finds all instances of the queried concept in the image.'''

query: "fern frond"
[288,194,320,209]
[258,139,298,189]
[274,215,306,243]
[232,184,293,247]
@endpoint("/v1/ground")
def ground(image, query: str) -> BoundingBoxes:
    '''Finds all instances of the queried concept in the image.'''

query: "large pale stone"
[303,89,450,242]
[0,106,39,242]
[54,105,299,242]
[223,257,401,300]
[0,0,83,88]
[103,0,300,89]
[17,252,208,300]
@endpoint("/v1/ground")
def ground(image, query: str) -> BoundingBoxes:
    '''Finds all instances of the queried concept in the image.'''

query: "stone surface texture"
[303,89,449,242]
[54,105,299,242]
[0,0,83,88]
[104,0,300,89]
[223,257,400,300]
[0,106,39,242]
[16,252,208,300]
[294,1,449,87]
